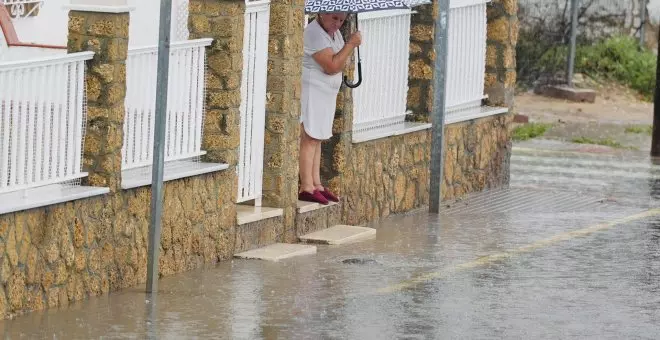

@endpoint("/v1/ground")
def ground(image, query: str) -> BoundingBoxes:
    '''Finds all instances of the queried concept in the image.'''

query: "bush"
[517,35,657,100]
[576,36,657,100]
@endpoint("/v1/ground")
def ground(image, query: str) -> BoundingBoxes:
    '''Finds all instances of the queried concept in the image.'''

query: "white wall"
[650,0,660,21]
[10,0,189,47]
[0,25,7,56]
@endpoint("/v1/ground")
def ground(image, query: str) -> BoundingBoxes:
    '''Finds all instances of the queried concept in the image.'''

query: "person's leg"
[313,142,323,192]
[299,124,317,194]
[299,124,329,204]
[312,140,339,202]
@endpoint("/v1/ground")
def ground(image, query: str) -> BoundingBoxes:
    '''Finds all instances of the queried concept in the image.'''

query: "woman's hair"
[316,13,350,29]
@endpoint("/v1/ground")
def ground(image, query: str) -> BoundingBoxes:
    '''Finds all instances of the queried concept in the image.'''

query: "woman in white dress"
[299,13,362,205]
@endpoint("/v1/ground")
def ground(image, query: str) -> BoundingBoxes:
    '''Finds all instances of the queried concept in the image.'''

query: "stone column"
[188,0,245,203]
[263,0,304,242]
[485,0,518,108]
[407,1,437,123]
[67,0,131,193]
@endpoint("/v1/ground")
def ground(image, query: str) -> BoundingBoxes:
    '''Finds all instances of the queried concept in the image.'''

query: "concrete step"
[299,225,377,245]
[234,243,317,262]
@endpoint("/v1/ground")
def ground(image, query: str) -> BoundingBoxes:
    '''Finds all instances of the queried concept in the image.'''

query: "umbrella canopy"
[304,0,429,88]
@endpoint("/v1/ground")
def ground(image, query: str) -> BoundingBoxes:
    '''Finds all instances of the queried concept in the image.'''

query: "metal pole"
[146,0,172,294]
[566,0,579,87]
[640,0,647,48]
[429,0,450,214]
[650,25,660,157]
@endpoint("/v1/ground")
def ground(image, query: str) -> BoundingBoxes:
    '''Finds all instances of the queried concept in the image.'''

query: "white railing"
[446,0,489,112]
[174,0,190,41]
[2,0,42,18]
[237,0,270,204]
[352,9,412,133]
[123,38,212,171]
[0,52,93,194]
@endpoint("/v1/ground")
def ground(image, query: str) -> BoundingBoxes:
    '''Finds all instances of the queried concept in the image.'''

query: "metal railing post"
[566,0,579,87]
[429,0,450,214]
[640,0,647,48]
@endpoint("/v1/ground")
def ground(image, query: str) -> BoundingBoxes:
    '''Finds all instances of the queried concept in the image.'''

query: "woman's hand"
[347,31,362,47]
[311,31,363,75]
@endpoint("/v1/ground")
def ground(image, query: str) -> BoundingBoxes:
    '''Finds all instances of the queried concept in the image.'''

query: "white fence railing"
[0,52,93,194]
[2,0,42,18]
[237,0,270,204]
[352,9,412,133]
[446,0,489,112]
[174,0,190,41]
[123,38,212,171]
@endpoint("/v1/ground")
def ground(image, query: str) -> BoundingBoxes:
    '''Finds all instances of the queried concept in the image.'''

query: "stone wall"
[189,0,245,168]
[519,0,650,42]
[0,4,239,320]
[235,217,285,253]
[487,0,519,107]
[329,0,517,225]
[341,131,431,226]
[67,10,128,193]
[263,0,305,243]
[340,114,511,226]
[0,171,236,319]
[296,204,342,237]
[442,115,513,201]
[407,1,437,122]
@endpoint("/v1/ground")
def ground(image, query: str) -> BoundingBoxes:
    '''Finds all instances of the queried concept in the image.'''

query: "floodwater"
[2,140,660,339]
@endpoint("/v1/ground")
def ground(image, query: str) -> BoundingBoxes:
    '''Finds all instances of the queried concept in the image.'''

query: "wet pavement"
[2,140,660,339]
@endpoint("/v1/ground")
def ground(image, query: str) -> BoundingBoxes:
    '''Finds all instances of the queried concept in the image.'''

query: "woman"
[299,13,362,205]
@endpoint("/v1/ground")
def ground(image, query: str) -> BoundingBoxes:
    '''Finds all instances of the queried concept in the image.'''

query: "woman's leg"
[313,142,323,192]
[299,124,318,194]
[313,139,339,202]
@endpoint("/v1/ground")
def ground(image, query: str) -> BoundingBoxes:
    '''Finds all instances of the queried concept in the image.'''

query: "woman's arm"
[312,32,362,75]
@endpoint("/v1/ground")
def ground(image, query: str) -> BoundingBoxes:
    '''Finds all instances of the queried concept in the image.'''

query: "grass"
[571,136,625,148]
[624,125,653,136]
[512,123,552,141]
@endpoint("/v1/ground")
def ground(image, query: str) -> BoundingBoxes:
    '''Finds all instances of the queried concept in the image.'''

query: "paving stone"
[234,243,316,262]
[299,225,377,245]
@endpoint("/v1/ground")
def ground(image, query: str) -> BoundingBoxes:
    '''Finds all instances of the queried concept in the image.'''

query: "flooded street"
[2,141,660,339]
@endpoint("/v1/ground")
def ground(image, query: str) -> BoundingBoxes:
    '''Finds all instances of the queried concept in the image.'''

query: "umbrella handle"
[343,13,362,89]
[343,59,362,89]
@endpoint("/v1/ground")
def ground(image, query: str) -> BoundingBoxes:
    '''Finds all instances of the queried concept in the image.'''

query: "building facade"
[0,0,517,318]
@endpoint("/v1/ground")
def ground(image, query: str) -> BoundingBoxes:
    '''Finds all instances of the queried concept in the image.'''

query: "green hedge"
[517,35,657,101]
[576,36,657,100]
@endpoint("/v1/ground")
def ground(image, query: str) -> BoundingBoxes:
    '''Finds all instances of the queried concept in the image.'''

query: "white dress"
[300,19,345,140]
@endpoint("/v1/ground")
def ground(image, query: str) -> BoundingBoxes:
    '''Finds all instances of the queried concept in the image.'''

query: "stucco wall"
[9,0,189,47]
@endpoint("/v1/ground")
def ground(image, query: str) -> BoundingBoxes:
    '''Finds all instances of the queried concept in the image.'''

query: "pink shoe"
[320,187,339,202]
[299,190,329,205]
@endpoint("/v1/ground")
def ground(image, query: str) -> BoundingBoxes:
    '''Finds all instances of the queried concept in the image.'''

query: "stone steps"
[295,200,341,238]
[234,200,376,262]
[234,224,377,261]
[234,243,317,262]
[298,225,377,245]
